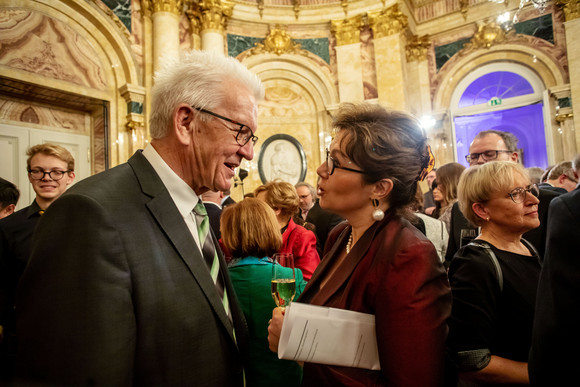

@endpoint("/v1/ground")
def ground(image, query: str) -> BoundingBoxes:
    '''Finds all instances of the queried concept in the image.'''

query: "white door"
[0,124,91,211]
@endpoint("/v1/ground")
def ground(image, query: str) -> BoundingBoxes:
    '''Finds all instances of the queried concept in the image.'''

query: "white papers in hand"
[277,302,380,371]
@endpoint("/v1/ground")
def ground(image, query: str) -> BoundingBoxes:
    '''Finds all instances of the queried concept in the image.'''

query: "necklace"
[346,232,353,254]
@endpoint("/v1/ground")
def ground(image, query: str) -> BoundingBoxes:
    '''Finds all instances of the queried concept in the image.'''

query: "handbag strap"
[467,241,503,292]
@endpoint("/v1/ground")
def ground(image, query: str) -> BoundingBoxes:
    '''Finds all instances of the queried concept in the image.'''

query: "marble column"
[368,5,408,111]
[559,0,580,152]
[120,84,147,154]
[405,35,432,117]
[151,0,181,72]
[331,15,365,103]
[197,0,234,54]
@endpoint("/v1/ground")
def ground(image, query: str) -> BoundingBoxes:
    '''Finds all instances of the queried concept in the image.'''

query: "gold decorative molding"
[293,0,301,20]
[151,0,183,15]
[126,115,146,131]
[331,14,364,46]
[141,0,152,17]
[459,0,469,21]
[185,0,202,34]
[198,0,234,31]
[460,21,515,54]
[257,0,265,18]
[250,25,302,56]
[368,4,408,39]
[341,0,349,17]
[557,0,580,21]
[555,111,574,122]
[406,35,431,62]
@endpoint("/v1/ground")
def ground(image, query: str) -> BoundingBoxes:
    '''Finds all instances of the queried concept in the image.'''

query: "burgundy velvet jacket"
[279,218,320,281]
[297,210,452,386]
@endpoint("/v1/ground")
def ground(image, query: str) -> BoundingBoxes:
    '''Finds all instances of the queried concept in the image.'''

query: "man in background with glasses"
[445,130,561,266]
[16,51,262,386]
[0,143,75,383]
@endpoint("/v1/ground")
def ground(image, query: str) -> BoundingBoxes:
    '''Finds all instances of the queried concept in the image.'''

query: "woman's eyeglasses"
[325,150,364,175]
[506,184,540,203]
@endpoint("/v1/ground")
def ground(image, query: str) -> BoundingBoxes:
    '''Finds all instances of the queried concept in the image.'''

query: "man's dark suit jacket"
[0,201,42,380]
[15,151,248,386]
[305,201,343,259]
[445,188,561,265]
[529,188,580,385]
[538,182,567,194]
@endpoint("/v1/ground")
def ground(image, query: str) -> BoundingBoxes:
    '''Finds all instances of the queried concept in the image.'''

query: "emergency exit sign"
[488,97,502,106]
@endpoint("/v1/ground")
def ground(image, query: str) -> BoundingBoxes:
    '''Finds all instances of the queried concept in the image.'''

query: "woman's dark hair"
[334,103,430,212]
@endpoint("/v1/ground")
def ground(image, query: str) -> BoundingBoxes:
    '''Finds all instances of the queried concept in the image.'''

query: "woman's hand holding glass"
[271,253,296,310]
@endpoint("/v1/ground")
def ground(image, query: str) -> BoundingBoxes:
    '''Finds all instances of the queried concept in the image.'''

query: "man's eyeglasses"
[28,169,70,181]
[193,107,258,147]
[325,150,365,175]
[465,150,513,165]
[506,184,540,203]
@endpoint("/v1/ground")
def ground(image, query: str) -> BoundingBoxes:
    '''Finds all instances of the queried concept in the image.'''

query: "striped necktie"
[193,202,231,321]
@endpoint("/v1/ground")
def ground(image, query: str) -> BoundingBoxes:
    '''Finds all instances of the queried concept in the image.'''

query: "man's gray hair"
[474,130,519,152]
[295,182,317,200]
[572,154,580,175]
[149,50,264,139]
[547,160,575,181]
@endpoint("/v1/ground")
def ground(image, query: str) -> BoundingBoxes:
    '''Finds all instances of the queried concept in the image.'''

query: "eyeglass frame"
[506,183,540,203]
[192,106,258,147]
[325,149,365,175]
[28,169,71,181]
[465,150,513,165]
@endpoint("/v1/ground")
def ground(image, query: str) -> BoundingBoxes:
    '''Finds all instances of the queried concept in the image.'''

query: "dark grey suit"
[16,151,248,386]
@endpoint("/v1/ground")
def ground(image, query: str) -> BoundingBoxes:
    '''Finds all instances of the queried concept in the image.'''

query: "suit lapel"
[128,152,236,343]
[301,212,393,306]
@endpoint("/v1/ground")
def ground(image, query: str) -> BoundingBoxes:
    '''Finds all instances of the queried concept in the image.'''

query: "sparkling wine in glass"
[271,253,296,310]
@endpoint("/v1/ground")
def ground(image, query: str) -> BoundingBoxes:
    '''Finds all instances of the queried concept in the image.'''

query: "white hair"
[149,50,264,139]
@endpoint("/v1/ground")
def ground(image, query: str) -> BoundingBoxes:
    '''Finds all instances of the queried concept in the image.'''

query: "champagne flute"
[271,253,296,310]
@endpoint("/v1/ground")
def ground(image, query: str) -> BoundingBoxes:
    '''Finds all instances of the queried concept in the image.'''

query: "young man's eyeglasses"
[28,169,70,181]
[325,150,365,175]
[193,107,258,147]
[465,150,513,165]
[506,184,540,203]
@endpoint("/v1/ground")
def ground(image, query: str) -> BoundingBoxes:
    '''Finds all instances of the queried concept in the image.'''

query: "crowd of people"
[0,50,578,386]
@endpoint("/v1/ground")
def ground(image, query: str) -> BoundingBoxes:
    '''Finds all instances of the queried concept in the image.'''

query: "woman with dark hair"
[432,162,466,232]
[268,103,452,386]
[223,198,307,387]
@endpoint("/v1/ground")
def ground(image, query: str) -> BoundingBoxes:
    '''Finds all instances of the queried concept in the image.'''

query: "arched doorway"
[450,63,551,168]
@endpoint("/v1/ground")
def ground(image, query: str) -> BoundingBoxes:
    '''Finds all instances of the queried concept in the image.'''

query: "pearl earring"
[372,199,384,221]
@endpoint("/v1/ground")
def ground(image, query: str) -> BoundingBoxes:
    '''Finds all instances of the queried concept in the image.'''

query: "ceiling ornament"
[368,4,408,39]
[331,14,365,46]
[460,21,516,54]
[406,35,431,62]
[250,25,303,56]
[293,0,301,19]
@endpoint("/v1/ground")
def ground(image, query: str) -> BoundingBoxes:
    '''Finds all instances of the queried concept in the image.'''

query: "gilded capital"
[557,0,580,21]
[198,0,235,31]
[368,4,408,39]
[151,0,183,15]
[185,0,202,34]
[406,35,431,62]
[331,14,364,46]
[141,0,152,17]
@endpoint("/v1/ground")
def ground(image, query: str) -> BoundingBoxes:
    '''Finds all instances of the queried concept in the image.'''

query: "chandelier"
[489,0,550,28]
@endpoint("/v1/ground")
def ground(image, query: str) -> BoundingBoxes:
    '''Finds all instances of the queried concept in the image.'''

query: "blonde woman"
[448,161,541,385]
